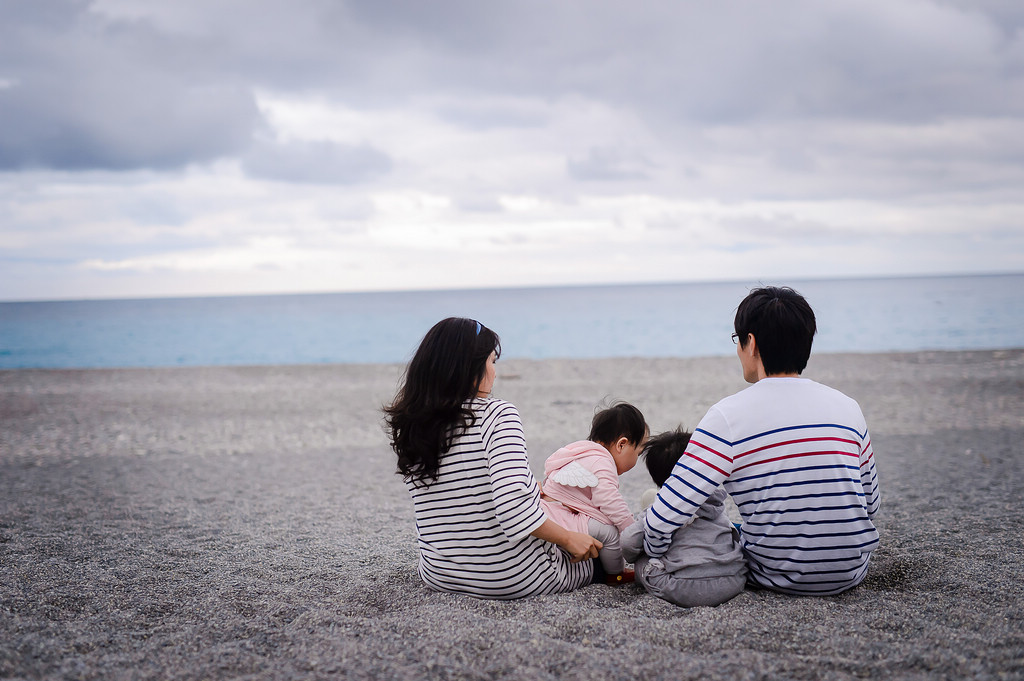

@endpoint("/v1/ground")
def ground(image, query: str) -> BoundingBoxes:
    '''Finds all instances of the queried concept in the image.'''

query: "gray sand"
[2,350,1022,680]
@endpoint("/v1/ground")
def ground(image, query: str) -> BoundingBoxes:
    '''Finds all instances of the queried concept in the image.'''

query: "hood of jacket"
[544,440,611,478]
[696,487,728,520]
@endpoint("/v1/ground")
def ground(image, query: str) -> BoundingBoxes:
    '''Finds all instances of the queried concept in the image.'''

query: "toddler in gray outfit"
[621,427,747,607]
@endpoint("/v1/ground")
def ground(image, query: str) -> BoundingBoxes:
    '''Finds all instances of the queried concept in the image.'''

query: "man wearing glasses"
[643,286,880,596]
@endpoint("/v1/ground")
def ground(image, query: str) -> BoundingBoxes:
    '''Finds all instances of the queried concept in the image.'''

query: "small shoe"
[605,568,635,585]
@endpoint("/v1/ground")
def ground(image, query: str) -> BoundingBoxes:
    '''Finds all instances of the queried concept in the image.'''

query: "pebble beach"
[2,350,1023,680]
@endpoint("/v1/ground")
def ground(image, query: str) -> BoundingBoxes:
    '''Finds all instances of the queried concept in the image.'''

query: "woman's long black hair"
[384,317,501,485]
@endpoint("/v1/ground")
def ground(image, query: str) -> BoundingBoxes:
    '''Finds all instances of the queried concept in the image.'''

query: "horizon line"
[2,269,1022,305]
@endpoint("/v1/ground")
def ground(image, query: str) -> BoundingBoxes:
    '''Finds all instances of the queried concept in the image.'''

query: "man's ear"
[749,334,769,379]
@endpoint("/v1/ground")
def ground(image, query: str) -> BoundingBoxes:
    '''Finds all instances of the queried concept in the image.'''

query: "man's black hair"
[734,286,816,375]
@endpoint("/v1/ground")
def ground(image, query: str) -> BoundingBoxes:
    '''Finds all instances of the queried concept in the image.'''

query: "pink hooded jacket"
[541,440,634,533]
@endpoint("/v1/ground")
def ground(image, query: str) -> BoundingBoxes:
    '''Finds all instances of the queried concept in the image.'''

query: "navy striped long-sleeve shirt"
[407,398,593,599]
[644,378,880,595]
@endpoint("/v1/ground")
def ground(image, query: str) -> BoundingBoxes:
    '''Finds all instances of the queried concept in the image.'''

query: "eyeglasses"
[731,333,739,344]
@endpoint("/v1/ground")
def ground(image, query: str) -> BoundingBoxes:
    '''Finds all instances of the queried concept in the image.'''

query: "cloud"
[4,1,1022,170]
[338,0,1024,124]
[0,0,1023,300]
[242,139,393,184]
[432,97,550,130]
[567,147,653,182]
[0,80,260,171]
[0,1,263,171]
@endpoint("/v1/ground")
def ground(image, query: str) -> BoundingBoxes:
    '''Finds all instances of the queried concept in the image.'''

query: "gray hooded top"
[621,487,747,579]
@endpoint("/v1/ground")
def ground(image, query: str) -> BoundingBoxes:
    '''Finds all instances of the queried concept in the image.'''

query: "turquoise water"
[1,274,1021,369]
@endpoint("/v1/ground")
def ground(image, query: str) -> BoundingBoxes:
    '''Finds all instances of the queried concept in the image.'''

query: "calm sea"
[1,274,1021,369]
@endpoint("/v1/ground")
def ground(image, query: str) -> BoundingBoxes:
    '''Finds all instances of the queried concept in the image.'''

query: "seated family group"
[384,287,880,604]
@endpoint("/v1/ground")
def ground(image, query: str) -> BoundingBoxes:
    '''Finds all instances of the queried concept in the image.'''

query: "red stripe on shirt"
[689,438,733,464]
[733,449,860,473]
[683,451,729,477]
[733,436,859,461]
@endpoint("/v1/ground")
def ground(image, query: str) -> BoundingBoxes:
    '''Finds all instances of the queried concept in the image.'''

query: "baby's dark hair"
[588,402,647,447]
[643,427,693,488]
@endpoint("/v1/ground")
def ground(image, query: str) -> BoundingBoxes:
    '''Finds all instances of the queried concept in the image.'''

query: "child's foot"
[640,487,658,510]
[605,567,635,585]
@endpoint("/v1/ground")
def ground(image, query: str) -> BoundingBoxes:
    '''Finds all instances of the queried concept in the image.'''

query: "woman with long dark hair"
[384,317,600,599]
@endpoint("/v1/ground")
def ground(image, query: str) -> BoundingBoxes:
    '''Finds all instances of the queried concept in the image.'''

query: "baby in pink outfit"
[540,403,648,583]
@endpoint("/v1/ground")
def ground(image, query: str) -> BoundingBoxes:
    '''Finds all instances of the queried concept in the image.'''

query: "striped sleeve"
[644,405,734,557]
[859,427,880,518]
[482,401,547,541]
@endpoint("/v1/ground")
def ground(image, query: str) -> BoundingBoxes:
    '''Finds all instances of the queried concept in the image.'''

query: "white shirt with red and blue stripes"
[644,377,880,595]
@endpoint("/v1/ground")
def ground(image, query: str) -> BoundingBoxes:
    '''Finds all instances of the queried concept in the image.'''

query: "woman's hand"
[530,519,603,563]
[561,530,603,563]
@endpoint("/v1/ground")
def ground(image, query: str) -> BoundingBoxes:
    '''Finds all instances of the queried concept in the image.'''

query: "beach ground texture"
[2,350,1023,680]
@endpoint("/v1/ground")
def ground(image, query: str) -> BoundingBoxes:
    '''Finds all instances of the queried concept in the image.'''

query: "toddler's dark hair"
[643,427,693,488]
[588,402,647,447]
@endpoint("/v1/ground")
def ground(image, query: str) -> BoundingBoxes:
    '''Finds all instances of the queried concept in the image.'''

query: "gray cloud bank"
[1,0,1023,299]
[243,141,392,184]
[2,0,1022,175]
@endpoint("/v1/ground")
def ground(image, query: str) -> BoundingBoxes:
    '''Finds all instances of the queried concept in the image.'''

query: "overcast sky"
[1,0,1023,301]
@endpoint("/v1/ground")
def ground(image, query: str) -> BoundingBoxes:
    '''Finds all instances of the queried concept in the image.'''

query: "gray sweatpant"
[634,555,746,608]
[588,519,625,575]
